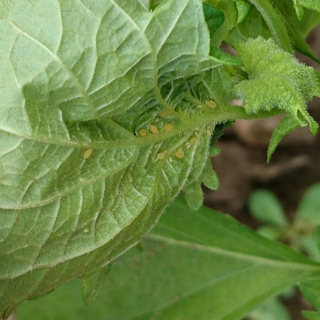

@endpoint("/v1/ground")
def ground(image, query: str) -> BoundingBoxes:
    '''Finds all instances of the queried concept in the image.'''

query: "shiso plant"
[1,0,320,319]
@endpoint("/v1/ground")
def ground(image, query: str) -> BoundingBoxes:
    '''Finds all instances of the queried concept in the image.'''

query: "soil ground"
[203,25,320,320]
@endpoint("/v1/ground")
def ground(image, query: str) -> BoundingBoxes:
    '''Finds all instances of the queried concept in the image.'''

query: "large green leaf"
[15,197,320,320]
[0,0,222,314]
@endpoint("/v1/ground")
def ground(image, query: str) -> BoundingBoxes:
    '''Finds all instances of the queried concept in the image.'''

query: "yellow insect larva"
[83,228,90,233]
[139,129,147,138]
[206,129,212,137]
[197,105,203,109]
[169,157,173,163]
[175,149,185,159]
[206,100,217,109]
[150,125,159,135]
[159,110,171,118]
[83,148,93,159]
[164,123,174,132]
[156,152,166,160]
[189,136,198,145]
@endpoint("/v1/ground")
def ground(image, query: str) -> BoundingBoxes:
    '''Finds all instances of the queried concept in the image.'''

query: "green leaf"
[210,47,243,65]
[256,226,283,241]
[275,1,320,64]
[246,0,292,52]
[149,0,163,10]
[300,277,320,312]
[247,297,290,320]
[234,37,320,158]
[293,0,305,19]
[248,190,288,227]
[15,196,320,320]
[236,0,251,24]
[302,311,320,320]
[203,3,225,37]
[0,0,221,314]
[298,235,320,262]
[267,115,300,162]
[293,0,320,19]
[296,183,320,226]
[226,5,271,47]
[82,264,112,305]
[208,0,239,47]
[201,159,219,190]
[185,183,204,210]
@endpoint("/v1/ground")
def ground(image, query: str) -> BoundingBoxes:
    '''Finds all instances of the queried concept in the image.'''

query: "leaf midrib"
[145,233,320,270]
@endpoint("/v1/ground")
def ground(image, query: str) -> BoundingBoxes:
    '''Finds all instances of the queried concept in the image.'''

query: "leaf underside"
[0,0,221,313]
[1,0,320,315]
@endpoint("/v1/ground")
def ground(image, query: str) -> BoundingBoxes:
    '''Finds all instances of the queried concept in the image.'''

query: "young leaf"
[300,277,320,316]
[15,196,320,320]
[234,37,320,158]
[296,183,320,225]
[0,0,219,314]
[247,297,290,320]
[201,159,220,191]
[267,115,300,162]
[185,183,204,211]
[248,190,288,227]
[235,0,251,24]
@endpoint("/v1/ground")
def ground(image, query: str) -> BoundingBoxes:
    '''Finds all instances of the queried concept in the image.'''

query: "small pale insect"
[189,136,198,145]
[206,100,217,109]
[159,110,171,118]
[139,129,147,138]
[150,125,159,135]
[164,123,174,132]
[156,152,166,160]
[83,148,93,159]
[175,149,185,159]
[206,129,212,137]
